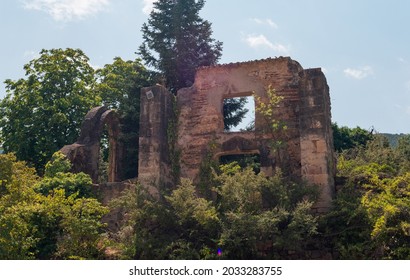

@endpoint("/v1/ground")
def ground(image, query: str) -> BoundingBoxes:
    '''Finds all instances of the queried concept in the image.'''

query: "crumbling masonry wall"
[138,86,174,194]
[60,106,123,184]
[139,57,336,211]
[61,57,335,212]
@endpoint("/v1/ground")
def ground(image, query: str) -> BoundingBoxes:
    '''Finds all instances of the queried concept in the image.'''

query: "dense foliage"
[0,152,107,259]
[0,51,151,178]
[108,164,319,259]
[332,122,373,152]
[138,0,223,93]
[0,0,409,259]
[2,119,408,260]
[0,49,99,173]
[103,128,410,260]
[323,133,410,259]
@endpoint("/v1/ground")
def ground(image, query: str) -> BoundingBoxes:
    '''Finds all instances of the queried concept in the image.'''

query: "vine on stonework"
[167,95,181,185]
[198,140,219,198]
[253,85,288,170]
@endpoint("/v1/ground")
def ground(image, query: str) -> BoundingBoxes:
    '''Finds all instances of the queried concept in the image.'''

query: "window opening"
[223,96,255,132]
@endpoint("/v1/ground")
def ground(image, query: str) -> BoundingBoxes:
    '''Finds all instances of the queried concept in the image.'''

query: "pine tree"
[223,97,249,131]
[139,0,223,93]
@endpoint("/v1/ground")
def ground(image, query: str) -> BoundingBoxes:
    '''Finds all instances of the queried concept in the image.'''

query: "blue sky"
[1,0,409,133]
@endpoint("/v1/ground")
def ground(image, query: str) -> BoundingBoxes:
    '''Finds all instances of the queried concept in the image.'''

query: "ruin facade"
[61,57,336,212]
[60,106,124,183]
[140,57,335,210]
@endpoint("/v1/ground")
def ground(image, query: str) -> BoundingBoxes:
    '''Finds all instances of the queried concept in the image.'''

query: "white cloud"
[142,0,156,15]
[343,66,374,80]
[245,34,290,54]
[251,18,278,29]
[22,0,110,22]
[252,18,263,24]
[266,19,278,29]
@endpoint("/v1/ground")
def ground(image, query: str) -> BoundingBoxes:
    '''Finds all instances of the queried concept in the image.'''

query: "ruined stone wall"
[299,68,336,211]
[138,86,174,195]
[132,57,336,210]
[60,106,123,184]
[175,57,335,211]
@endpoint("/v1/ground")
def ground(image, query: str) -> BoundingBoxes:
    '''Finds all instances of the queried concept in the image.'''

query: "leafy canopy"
[0,153,107,260]
[324,134,410,259]
[0,48,100,174]
[109,162,319,260]
[332,122,373,152]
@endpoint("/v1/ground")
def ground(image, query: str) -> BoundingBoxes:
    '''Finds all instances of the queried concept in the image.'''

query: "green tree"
[44,151,72,177]
[54,193,108,259]
[332,123,373,152]
[214,164,318,259]
[139,0,222,93]
[324,133,410,259]
[254,86,288,170]
[138,0,252,135]
[223,97,249,131]
[0,48,100,174]
[165,178,220,259]
[109,183,176,259]
[95,57,152,179]
[395,134,410,173]
[362,172,410,259]
[0,153,107,259]
[0,154,39,259]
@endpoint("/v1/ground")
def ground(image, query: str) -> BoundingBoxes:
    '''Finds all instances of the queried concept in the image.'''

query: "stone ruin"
[61,56,336,213]
[60,106,123,184]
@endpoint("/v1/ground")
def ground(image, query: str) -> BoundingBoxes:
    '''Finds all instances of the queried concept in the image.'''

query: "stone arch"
[60,106,123,183]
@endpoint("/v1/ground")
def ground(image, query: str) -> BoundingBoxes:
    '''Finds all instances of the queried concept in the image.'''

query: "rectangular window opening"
[223,96,255,132]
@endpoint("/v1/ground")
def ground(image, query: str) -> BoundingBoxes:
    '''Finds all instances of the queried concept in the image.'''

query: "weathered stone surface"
[173,57,335,211]
[60,106,123,183]
[138,86,174,194]
[62,56,335,213]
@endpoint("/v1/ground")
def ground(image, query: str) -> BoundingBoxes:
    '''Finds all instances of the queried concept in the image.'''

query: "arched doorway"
[60,106,123,183]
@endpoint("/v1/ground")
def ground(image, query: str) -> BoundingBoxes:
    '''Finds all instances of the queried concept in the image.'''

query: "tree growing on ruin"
[138,0,223,93]
[139,0,248,130]
[254,86,288,167]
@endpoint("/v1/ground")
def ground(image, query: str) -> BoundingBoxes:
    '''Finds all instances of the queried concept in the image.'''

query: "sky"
[1,0,410,133]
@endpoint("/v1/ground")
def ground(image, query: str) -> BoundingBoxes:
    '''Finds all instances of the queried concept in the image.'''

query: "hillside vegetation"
[2,125,409,259]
